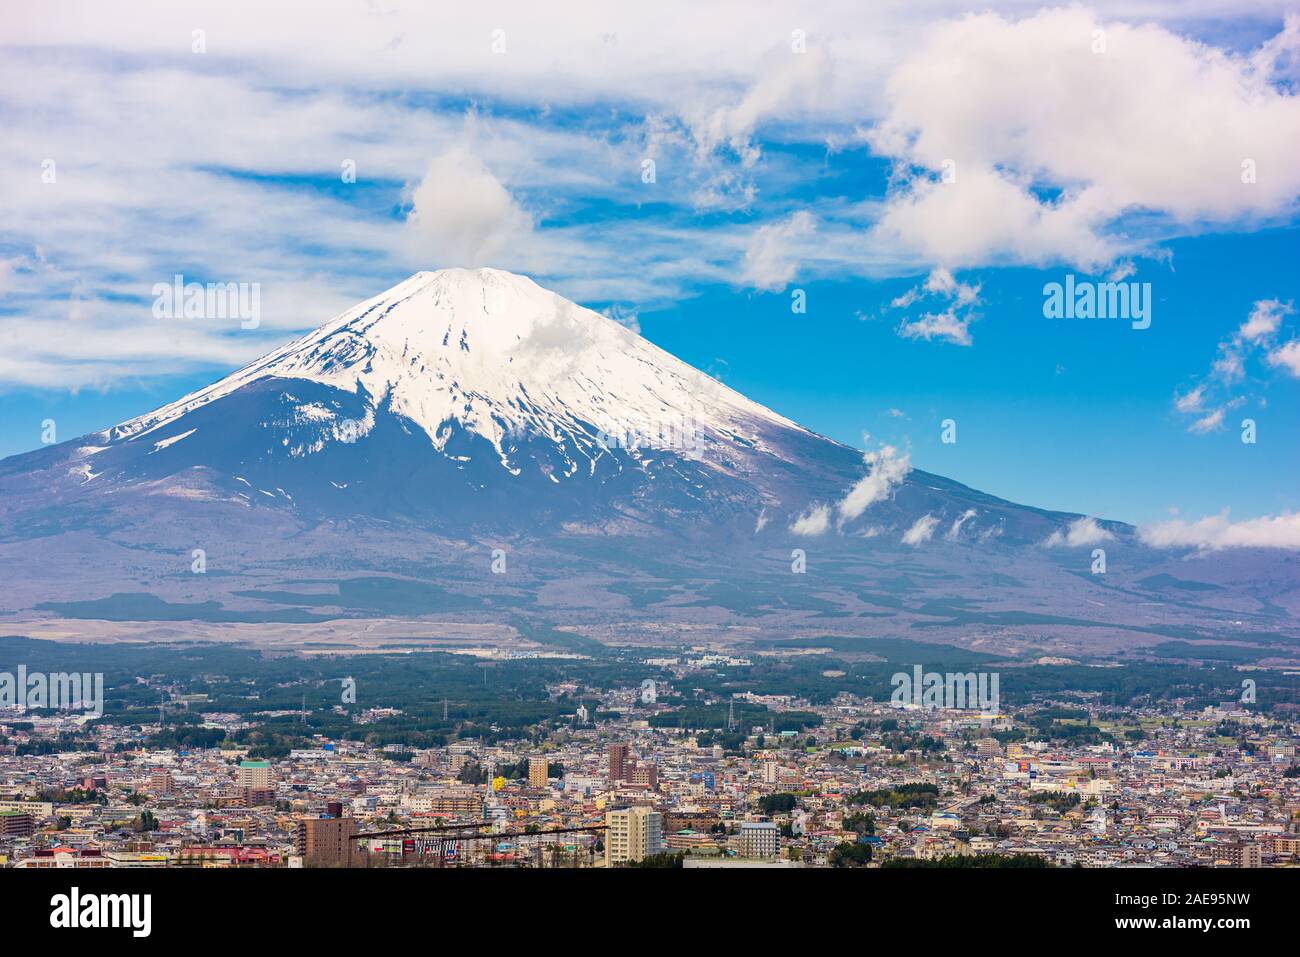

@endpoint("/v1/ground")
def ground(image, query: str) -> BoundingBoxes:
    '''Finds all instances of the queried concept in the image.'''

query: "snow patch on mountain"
[151,428,196,453]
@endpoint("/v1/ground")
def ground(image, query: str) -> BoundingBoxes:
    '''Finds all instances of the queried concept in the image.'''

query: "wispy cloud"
[897,309,974,347]
[837,442,912,522]
[901,513,939,545]
[1044,516,1114,547]
[946,508,977,540]
[790,503,831,536]
[740,211,817,291]
[1174,298,1295,433]
[788,439,911,537]
[1140,510,1300,550]
[889,267,981,345]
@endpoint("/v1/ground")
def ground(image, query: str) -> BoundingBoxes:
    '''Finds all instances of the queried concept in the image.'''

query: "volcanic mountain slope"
[1,268,1093,541]
[0,267,1295,653]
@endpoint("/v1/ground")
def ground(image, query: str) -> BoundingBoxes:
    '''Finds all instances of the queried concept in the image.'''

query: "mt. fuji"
[1,269,1294,655]
[2,268,1096,541]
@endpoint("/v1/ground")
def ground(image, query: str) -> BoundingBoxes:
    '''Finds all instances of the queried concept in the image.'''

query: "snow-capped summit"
[112,268,806,478]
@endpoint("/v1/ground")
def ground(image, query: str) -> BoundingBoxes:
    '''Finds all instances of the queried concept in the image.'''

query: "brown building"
[408,789,483,816]
[296,815,358,867]
[608,743,630,783]
[243,787,276,807]
[1218,842,1262,868]
[0,811,34,838]
[628,763,659,790]
[664,811,720,833]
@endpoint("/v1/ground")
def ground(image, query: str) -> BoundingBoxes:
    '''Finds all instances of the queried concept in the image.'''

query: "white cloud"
[1239,298,1291,342]
[405,145,535,268]
[740,210,817,291]
[1044,516,1114,547]
[0,42,784,388]
[688,47,833,167]
[1107,261,1136,282]
[890,288,920,309]
[791,504,831,536]
[946,508,977,540]
[901,513,939,545]
[790,441,912,537]
[897,309,973,346]
[1139,510,1300,550]
[889,267,980,345]
[924,267,980,305]
[866,9,1300,270]
[1211,346,1246,384]
[1176,298,1296,432]
[894,267,982,309]
[873,164,1120,270]
[1174,385,1204,413]
[1188,409,1226,433]
[837,443,911,521]
[1266,339,1300,377]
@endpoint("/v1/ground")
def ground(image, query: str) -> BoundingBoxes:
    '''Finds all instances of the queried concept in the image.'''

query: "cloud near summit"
[405,145,536,269]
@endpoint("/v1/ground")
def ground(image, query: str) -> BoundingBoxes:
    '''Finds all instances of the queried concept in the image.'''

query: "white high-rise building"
[605,806,663,865]
[739,821,780,859]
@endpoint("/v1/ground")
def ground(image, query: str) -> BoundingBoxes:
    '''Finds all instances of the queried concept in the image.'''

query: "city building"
[628,763,658,790]
[528,757,549,788]
[605,806,663,865]
[237,760,272,790]
[1217,842,1262,868]
[295,815,358,867]
[150,769,174,795]
[739,821,780,859]
[0,811,35,838]
[608,743,630,783]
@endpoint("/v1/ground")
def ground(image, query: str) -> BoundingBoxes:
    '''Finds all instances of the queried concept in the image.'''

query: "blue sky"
[2,1,1299,541]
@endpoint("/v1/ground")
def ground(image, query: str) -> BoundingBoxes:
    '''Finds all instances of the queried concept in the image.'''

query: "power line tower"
[727,698,735,732]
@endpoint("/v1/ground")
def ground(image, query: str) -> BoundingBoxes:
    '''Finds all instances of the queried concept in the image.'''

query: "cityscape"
[2,652,1297,870]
